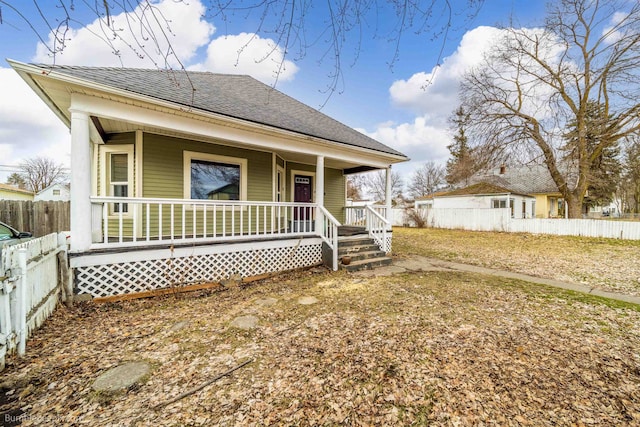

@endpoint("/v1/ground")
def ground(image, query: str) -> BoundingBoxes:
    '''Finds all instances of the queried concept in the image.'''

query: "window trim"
[100,145,134,217]
[183,151,248,201]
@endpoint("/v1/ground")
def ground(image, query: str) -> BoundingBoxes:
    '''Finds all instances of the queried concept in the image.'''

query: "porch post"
[315,155,325,233]
[385,167,392,224]
[69,109,92,252]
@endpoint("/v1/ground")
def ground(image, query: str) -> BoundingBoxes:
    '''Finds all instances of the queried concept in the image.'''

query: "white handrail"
[318,206,341,271]
[365,205,391,253]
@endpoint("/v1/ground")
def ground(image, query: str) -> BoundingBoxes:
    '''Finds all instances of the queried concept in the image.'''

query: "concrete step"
[340,256,393,272]
[338,236,376,248]
[338,244,381,256]
[339,250,386,262]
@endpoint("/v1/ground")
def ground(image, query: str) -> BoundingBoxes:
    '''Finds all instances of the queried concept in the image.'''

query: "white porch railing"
[90,197,322,249]
[318,206,340,271]
[365,205,391,253]
[345,205,389,228]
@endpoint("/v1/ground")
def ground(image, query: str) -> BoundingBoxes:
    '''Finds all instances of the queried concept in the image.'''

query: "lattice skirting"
[73,239,323,298]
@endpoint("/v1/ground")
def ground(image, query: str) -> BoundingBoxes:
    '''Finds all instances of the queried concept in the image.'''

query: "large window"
[184,152,247,201]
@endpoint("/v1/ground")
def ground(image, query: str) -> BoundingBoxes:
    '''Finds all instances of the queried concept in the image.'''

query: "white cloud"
[360,26,505,175]
[32,0,215,68]
[389,26,504,124]
[0,68,70,181]
[602,11,629,44]
[189,32,299,84]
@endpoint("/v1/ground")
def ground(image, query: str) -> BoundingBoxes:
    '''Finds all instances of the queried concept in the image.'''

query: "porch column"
[385,167,392,224]
[69,109,92,252]
[315,155,325,232]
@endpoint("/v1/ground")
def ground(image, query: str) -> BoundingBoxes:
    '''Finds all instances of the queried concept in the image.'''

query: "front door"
[293,175,313,228]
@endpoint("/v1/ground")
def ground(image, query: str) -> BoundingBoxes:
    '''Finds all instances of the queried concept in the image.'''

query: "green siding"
[140,133,274,237]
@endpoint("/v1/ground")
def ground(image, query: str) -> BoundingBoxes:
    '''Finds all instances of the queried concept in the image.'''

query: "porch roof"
[10,61,408,162]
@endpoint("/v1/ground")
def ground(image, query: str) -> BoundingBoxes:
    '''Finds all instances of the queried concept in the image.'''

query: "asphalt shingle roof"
[440,182,521,197]
[40,65,406,158]
[470,165,561,194]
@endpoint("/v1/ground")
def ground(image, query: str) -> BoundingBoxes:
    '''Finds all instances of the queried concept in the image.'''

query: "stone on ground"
[230,315,259,330]
[254,297,278,307]
[297,296,319,305]
[92,361,151,393]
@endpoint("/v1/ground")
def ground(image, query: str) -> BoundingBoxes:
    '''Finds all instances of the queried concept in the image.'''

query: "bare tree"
[363,170,404,203]
[407,161,445,199]
[346,174,367,200]
[0,1,484,101]
[460,0,640,218]
[17,157,67,192]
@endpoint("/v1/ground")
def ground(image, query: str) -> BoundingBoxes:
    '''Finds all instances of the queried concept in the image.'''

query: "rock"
[92,362,151,393]
[254,297,278,307]
[297,296,319,305]
[169,321,189,332]
[230,315,259,330]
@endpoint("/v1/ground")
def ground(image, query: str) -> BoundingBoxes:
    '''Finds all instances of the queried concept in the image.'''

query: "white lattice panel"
[75,242,322,297]
[384,235,392,253]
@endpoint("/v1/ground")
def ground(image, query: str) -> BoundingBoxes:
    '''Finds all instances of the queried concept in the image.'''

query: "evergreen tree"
[446,106,477,186]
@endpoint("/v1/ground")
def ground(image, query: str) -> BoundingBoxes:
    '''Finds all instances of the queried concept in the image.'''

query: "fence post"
[17,248,28,357]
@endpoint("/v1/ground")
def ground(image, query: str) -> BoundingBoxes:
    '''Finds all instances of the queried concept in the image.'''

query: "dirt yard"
[1,238,640,427]
[393,227,640,297]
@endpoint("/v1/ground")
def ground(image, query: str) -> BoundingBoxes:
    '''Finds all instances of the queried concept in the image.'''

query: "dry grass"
[2,265,640,426]
[393,227,640,296]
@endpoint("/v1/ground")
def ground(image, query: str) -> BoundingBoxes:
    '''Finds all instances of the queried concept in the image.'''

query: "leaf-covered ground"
[393,227,640,296]
[2,266,640,426]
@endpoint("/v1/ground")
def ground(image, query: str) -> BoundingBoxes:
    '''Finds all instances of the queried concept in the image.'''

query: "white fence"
[416,208,640,240]
[1,233,67,370]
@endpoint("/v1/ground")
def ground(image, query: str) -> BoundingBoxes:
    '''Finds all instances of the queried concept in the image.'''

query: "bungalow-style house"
[424,182,536,219]
[0,184,34,201]
[34,183,70,201]
[469,165,566,218]
[9,60,408,298]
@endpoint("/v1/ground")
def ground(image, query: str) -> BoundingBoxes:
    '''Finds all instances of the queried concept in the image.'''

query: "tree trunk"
[566,193,583,219]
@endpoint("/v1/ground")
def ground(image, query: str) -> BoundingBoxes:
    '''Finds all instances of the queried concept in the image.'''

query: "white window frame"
[100,145,134,217]
[276,164,286,202]
[183,151,248,202]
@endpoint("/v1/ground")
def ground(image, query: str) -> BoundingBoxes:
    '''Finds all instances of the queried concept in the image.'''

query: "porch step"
[340,256,393,272]
[337,235,392,272]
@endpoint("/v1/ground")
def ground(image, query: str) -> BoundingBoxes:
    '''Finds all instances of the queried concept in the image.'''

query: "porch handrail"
[365,205,391,253]
[90,197,320,248]
[318,206,340,271]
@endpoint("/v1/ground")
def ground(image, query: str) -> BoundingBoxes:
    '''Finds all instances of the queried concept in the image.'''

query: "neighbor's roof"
[438,182,531,197]
[28,64,407,159]
[470,165,563,195]
[0,183,34,195]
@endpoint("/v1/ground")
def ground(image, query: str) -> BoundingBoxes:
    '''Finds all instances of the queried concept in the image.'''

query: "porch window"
[183,151,247,201]
[100,145,134,216]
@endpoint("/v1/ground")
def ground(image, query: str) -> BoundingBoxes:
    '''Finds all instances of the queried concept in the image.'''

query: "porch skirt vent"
[74,241,322,298]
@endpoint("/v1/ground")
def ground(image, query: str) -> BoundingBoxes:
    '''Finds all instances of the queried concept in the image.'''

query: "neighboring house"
[10,60,408,299]
[469,165,566,218]
[429,182,536,219]
[0,184,34,201]
[34,183,70,201]
[414,191,450,211]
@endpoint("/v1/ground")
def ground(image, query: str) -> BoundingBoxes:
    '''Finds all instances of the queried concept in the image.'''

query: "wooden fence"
[414,208,640,240]
[0,233,70,370]
[0,200,70,237]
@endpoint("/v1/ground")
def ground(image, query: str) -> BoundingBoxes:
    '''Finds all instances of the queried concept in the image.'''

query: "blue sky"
[0,0,547,182]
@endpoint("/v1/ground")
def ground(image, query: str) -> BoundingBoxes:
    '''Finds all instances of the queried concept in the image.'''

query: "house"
[427,182,536,219]
[469,165,566,218]
[414,191,450,211]
[9,60,408,298]
[0,184,34,201]
[34,183,70,201]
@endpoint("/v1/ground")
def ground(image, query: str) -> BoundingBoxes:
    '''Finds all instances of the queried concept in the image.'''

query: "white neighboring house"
[427,182,536,219]
[34,183,70,201]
